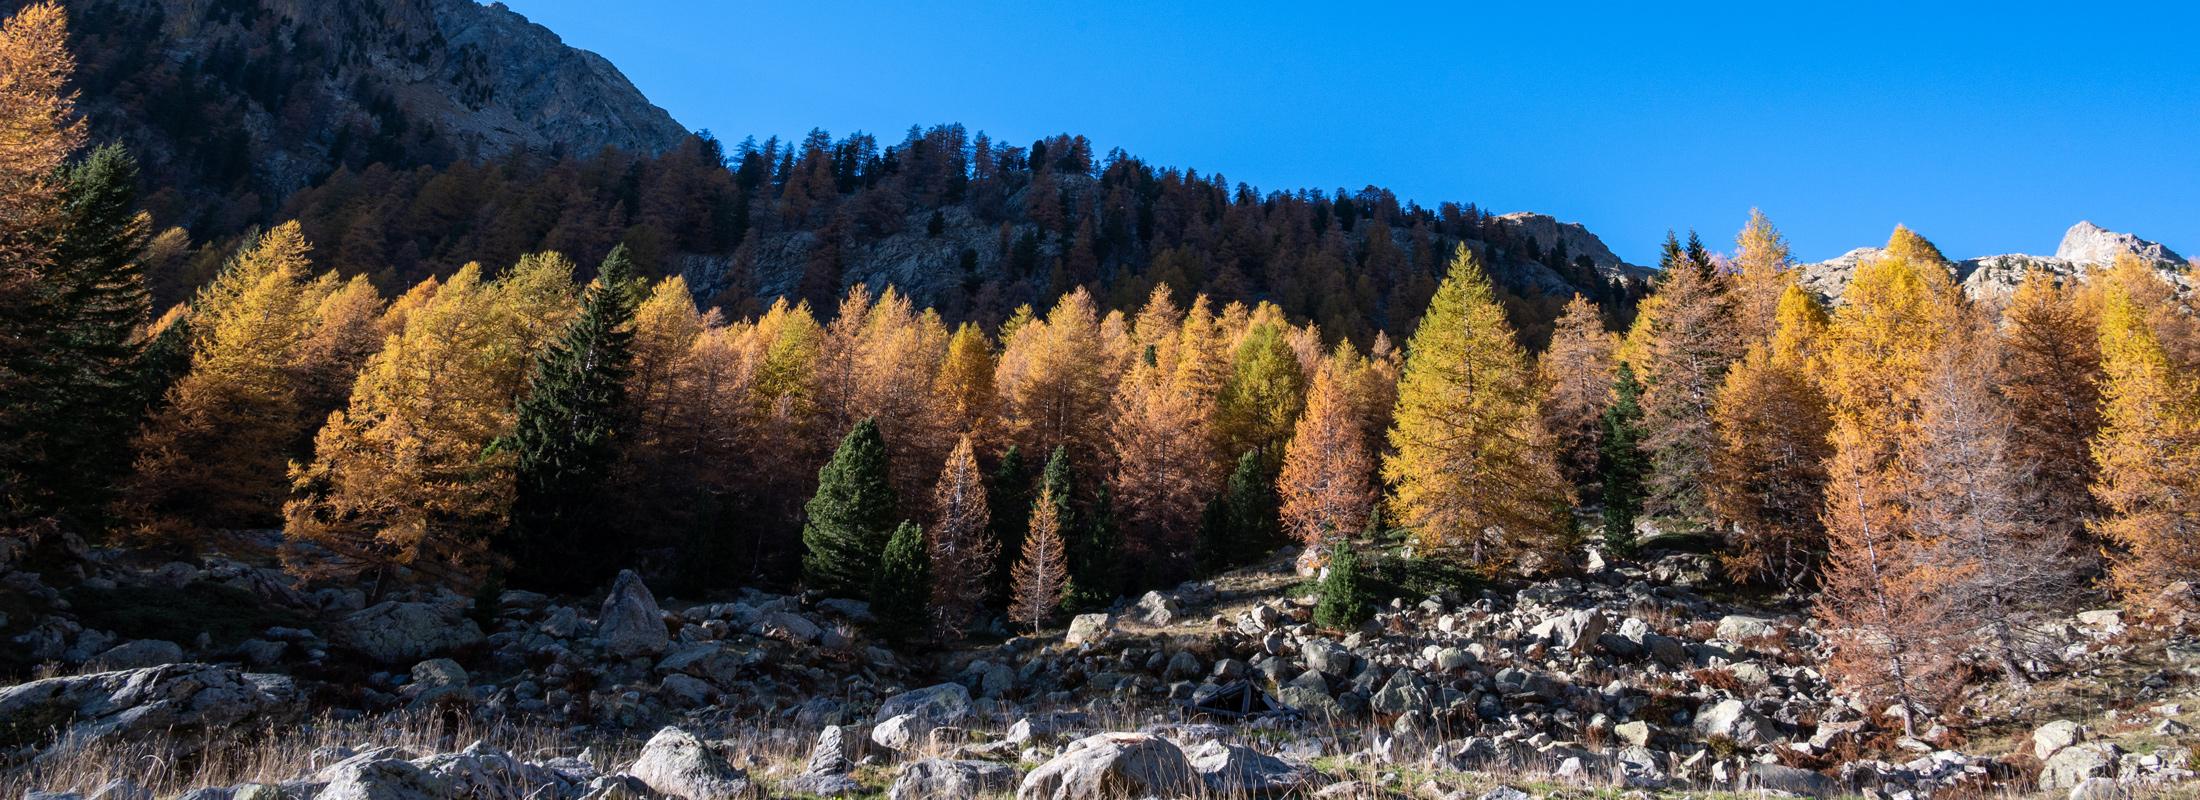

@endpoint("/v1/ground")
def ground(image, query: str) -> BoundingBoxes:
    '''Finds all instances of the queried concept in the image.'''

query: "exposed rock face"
[0,664,299,750]
[2058,221,2184,268]
[62,0,688,228]
[1493,212,1652,281]
[1797,221,2191,304]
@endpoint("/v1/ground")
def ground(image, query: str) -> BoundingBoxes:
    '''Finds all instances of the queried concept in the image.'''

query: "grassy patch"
[62,582,309,650]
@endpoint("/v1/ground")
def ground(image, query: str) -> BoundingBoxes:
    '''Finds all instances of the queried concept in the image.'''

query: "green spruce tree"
[1197,450,1283,575]
[987,445,1031,603]
[1314,534,1370,630]
[503,246,642,590]
[1599,362,1649,553]
[802,418,902,597]
[872,520,931,642]
[31,144,151,520]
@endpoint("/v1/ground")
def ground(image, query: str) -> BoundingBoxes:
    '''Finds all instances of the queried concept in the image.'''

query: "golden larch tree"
[2089,271,2200,610]
[283,257,574,583]
[928,435,996,638]
[1812,226,1964,731]
[1998,269,2103,553]
[1383,247,1575,573]
[995,287,1112,478]
[1710,282,1832,584]
[1538,294,1616,488]
[122,223,318,541]
[1279,360,1376,547]
[1009,484,1070,632]
[1108,338,1218,569]
[1730,209,1792,343]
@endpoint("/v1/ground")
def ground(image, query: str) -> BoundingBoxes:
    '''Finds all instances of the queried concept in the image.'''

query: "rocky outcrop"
[0,664,299,750]
[1492,212,1652,282]
[62,0,688,229]
[1798,221,2191,304]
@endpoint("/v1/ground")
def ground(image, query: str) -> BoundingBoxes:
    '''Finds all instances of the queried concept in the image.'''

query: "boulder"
[626,727,752,799]
[780,726,861,797]
[2067,776,2127,800]
[414,743,584,798]
[872,715,925,752]
[2041,742,2121,790]
[1692,698,1773,746]
[1185,740,1326,796]
[1017,733,1199,800]
[1065,614,1112,646]
[656,641,766,690]
[1133,592,1179,626]
[1529,610,1607,653]
[0,664,299,752]
[2035,719,2085,761]
[1614,720,1652,748]
[877,682,975,726]
[599,570,670,658]
[1714,615,1779,642]
[889,759,1018,800]
[89,639,183,670]
[316,754,450,800]
[340,602,484,664]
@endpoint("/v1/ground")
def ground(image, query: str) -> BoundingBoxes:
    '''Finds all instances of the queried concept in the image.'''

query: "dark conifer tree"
[986,445,1031,602]
[801,418,901,597]
[29,144,151,520]
[1599,362,1649,553]
[503,246,642,590]
[872,520,931,641]
[1197,450,1282,575]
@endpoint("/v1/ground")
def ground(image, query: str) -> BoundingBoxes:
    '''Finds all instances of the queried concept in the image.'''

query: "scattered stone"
[2035,719,2085,761]
[876,682,974,726]
[1186,739,1326,796]
[89,639,183,671]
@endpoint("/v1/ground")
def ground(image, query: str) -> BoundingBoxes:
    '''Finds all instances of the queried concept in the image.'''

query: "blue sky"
[496,1,2199,266]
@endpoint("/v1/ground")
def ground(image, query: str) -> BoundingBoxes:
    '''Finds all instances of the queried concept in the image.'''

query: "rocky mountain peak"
[2055,220,2185,267]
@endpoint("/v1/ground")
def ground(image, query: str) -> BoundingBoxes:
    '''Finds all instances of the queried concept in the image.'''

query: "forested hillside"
[7,3,2200,798]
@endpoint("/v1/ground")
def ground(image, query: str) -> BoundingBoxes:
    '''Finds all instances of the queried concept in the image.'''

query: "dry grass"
[0,709,615,797]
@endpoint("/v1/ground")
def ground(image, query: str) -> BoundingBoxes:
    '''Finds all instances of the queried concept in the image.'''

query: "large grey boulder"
[1692,698,1774,746]
[1714,615,1779,642]
[1185,740,1326,796]
[2041,742,2121,790]
[2034,719,2085,761]
[1017,733,1198,800]
[316,754,449,800]
[1529,610,1607,653]
[599,570,669,658]
[1065,614,1112,646]
[876,682,974,726]
[340,601,484,663]
[626,727,751,799]
[656,641,767,689]
[889,759,1018,800]
[0,664,299,751]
